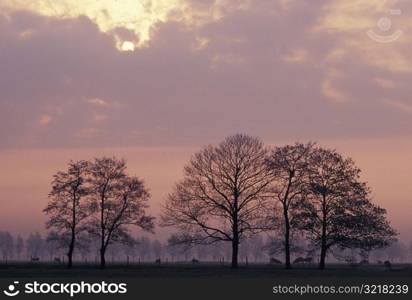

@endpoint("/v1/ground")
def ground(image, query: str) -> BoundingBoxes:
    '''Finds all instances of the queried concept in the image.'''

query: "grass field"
[1,263,410,299]
[1,263,411,279]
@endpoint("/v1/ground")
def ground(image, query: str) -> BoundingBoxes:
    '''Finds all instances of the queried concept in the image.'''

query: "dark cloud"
[0,1,411,150]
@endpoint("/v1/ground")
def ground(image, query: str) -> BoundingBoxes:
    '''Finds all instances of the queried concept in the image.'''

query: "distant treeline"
[0,231,410,265]
[7,134,398,269]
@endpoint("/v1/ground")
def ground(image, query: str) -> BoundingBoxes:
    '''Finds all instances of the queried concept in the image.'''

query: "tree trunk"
[319,215,327,270]
[67,243,74,269]
[67,228,75,269]
[231,238,239,268]
[68,193,76,269]
[283,206,291,269]
[100,248,106,269]
[100,192,106,269]
[231,207,239,269]
[319,243,327,270]
[231,195,239,269]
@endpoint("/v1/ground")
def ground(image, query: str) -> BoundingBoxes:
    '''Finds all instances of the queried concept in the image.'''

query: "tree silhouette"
[161,134,274,268]
[293,146,396,269]
[136,236,152,261]
[266,142,314,268]
[86,157,154,268]
[15,235,24,260]
[45,232,62,261]
[43,160,89,268]
[152,239,163,259]
[0,231,14,262]
[26,232,44,259]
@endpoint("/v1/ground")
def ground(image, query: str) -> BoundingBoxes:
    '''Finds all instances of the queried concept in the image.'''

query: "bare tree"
[0,231,14,262]
[76,234,92,263]
[249,235,265,262]
[123,240,137,263]
[161,134,274,268]
[136,236,152,261]
[294,146,396,269]
[409,242,412,262]
[265,233,308,262]
[15,235,24,260]
[45,232,62,261]
[239,238,251,263]
[194,244,209,261]
[87,157,155,268]
[44,160,89,268]
[266,142,314,268]
[152,239,163,260]
[26,232,44,260]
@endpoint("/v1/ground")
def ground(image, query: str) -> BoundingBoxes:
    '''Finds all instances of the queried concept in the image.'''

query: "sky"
[0,0,411,241]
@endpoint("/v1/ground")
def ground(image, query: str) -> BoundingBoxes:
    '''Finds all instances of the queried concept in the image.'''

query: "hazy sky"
[0,0,411,241]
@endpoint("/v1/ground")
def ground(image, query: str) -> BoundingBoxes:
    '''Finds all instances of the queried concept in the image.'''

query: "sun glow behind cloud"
[0,0,182,50]
[0,0,256,51]
[121,40,136,51]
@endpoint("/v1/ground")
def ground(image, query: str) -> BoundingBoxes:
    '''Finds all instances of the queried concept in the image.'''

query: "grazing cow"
[192,258,199,264]
[303,257,313,263]
[270,258,282,264]
[155,258,161,264]
[30,257,40,262]
[293,257,305,264]
[54,257,61,263]
[384,260,391,269]
[293,257,313,264]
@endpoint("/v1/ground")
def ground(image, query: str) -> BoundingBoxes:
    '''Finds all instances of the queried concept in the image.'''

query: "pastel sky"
[0,0,411,241]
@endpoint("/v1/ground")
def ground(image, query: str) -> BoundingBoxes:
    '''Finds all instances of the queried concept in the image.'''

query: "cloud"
[321,80,347,103]
[74,127,102,139]
[38,114,52,125]
[384,99,412,114]
[0,0,179,48]
[313,0,412,73]
[0,0,258,50]
[1,1,412,150]
[92,113,108,122]
[283,49,308,63]
[87,98,109,107]
[374,77,397,89]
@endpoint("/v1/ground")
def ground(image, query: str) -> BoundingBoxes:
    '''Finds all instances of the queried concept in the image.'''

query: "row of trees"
[0,231,162,263]
[161,134,396,269]
[2,231,410,264]
[42,134,396,269]
[44,157,154,268]
[0,232,60,261]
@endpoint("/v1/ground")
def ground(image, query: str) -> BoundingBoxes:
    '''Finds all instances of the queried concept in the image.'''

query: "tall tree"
[44,160,89,268]
[87,157,154,268]
[0,231,14,262]
[45,232,62,261]
[294,146,396,269]
[15,235,24,260]
[249,235,264,262]
[136,236,152,261]
[152,239,163,259]
[161,134,274,268]
[266,142,313,268]
[26,232,44,259]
